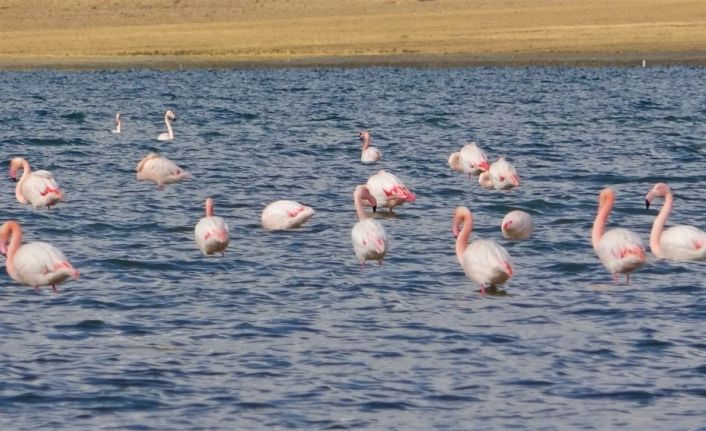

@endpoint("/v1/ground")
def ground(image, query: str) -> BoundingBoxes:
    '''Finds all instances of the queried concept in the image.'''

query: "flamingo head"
[358,130,370,142]
[8,158,24,182]
[599,187,616,208]
[645,182,670,209]
[165,110,176,121]
[355,185,377,212]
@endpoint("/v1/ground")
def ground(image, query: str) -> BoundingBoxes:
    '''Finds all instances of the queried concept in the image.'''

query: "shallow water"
[0,67,705,430]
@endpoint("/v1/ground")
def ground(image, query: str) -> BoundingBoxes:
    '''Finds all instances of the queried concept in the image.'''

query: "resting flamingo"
[112,112,122,134]
[9,157,65,209]
[453,206,513,293]
[157,110,176,141]
[194,197,230,256]
[359,130,381,164]
[592,187,646,283]
[136,153,191,188]
[351,185,389,266]
[501,210,534,240]
[261,200,315,231]
[458,142,490,176]
[645,182,706,260]
[0,220,79,292]
[488,157,520,190]
[366,170,416,213]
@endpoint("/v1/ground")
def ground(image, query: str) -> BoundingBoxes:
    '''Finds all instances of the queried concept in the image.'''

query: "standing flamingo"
[194,197,230,256]
[136,153,191,188]
[453,206,513,293]
[592,187,646,283]
[351,185,389,266]
[9,157,65,209]
[366,170,416,213]
[157,110,176,141]
[645,183,706,260]
[488,157,520,190]
[112,112,122,134]
[359,130,381,164]
[501,210,534,240]
[261,200,315,231]
[459,142,490,176]
[0,220,79,292]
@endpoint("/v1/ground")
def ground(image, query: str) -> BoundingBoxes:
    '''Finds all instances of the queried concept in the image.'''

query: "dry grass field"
[1,0,705,68]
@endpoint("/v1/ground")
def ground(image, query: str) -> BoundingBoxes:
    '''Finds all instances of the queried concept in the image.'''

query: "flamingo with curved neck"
[352,185,388,266]
[0,220,79,292]
[157,110,176,141]
[112,112,122,134]
[592,187,646,283]
[453,206,513,293]
[9,157,65,209]
[359,130,381,163]
[195,197,230,256]
[645,182,706,260]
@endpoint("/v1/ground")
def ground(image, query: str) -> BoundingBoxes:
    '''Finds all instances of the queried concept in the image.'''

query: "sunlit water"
[0,67,705,430]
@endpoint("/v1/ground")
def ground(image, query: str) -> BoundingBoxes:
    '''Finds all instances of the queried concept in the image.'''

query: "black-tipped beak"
[645,199,650,209]
[9,177,17,183]
[372,206,377,213]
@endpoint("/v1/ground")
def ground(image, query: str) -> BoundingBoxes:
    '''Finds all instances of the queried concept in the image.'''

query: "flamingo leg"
[479,285,486,294]
[626,273,630,284]
[34,286,41,293]
[52,285,59,293]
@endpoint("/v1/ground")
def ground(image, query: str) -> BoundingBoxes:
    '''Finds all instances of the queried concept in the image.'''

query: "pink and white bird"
[645,182,706,260]
[112,112,122,134]
[458,142,490,176]
[157,109,176,141]
[261,200,315,231]
[136,153,191,188]
[592,187,646,283]
[0,220,79,292]
[194,197,230,256]
[478,172,493,189]
[366,170,416,213]
[448,152,463,172]
[9,157,65,209]
[501,210,534,240]
[453,206,513,293]
[351,185,389,266]
[488,157,520,190]
[359,130,381,164]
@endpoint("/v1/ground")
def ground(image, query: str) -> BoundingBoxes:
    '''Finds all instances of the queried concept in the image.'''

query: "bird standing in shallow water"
[195,197,230,256]
[359,130,381,164]
[9,157,65,209]
[351,185,388,267]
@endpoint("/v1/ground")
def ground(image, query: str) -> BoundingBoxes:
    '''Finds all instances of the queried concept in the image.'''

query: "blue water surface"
[0,66,705,430]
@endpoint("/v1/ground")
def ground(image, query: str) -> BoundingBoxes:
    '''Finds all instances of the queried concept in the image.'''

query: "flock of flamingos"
[3,110,706,294]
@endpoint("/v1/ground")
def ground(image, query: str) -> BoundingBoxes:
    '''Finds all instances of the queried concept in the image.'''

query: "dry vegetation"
[1,0,705,68]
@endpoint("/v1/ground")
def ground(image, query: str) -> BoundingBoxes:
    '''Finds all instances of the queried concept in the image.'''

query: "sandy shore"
[1,0,705,69]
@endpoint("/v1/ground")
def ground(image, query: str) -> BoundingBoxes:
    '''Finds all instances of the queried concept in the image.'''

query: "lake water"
[0,66,705,430]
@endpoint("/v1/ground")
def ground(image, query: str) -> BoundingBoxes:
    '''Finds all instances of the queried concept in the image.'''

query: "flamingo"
[448,152,463,172]
[458,142,490,176]
[351,185,389,266]
[136,153,191,188]
[502,210,534,240]
[9,157,65,209]
[453,206,513,293]
[366,170,416,213]
[645,182,706,260]
[592,187,646,283]
[112,112,122,134]
[0,220,79,292]
[488,157,520,190]
[359,130,381,164]
[261,200,315,231]
[157,110,176,141]
[194,197,230,256]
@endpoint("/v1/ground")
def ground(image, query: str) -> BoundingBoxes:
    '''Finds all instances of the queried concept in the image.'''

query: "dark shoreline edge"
[1,51,706,71]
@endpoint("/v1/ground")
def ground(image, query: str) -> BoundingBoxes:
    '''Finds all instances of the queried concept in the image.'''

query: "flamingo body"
[366,170,416,211]
[459,142,490,176]
[0,221,79,291]
[261,200,315,231]
[488,157,520,190]
[645,182,706,260]
[502,210,534,240]
[195,198,230,255]
[136,153,191,188]
[9,158,64,209]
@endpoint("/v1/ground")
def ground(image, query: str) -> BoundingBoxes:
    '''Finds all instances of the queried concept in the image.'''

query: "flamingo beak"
[645,199,651,209]
[9,168,17,182]
[372,205,377,213]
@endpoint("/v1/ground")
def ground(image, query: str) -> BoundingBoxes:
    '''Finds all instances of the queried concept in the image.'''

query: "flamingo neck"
[14,159,30,204]
[165,116,173,139]
[592,196,613,250]
[361,137,370,151]
[650,192,672,258]
[0,221,22,278]
[116,120,121,133]
[205,199,214,217]
[454,210,473,265]
[353,187,368,221]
